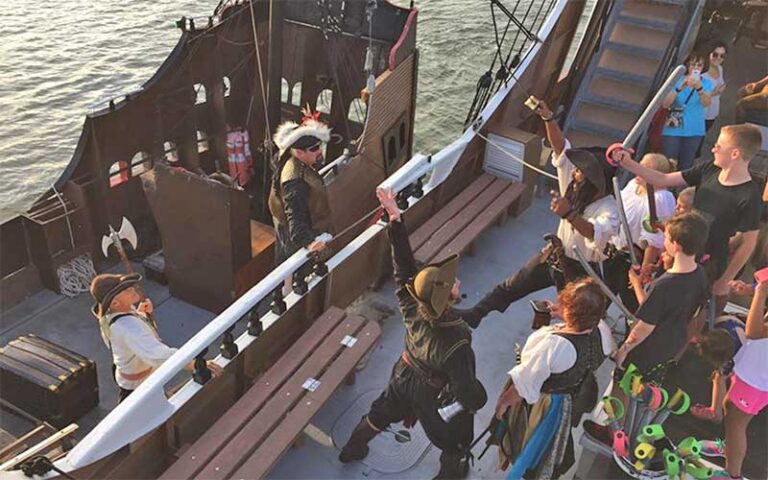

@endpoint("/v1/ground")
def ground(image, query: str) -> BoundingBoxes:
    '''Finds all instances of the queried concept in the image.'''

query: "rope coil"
[56,253,97,298]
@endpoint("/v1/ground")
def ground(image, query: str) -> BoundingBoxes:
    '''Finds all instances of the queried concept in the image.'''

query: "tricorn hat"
[406,254,459,320]
[90,273,141,318]
[273,107,331,155]
[566,147,614,194]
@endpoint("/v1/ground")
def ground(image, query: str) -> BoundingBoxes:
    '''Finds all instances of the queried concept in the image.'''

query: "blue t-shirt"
[662,77,713,137]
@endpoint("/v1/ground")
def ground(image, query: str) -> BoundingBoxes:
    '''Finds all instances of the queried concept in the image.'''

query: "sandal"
[691,404,723,423]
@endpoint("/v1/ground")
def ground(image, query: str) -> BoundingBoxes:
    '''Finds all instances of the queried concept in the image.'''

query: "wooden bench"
[159,306,381,480]
[410,173,526,264]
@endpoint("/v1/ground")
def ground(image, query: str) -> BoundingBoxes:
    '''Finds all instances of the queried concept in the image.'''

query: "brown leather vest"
[268,157,334,234]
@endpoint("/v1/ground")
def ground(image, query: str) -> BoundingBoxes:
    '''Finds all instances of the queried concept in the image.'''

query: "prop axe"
[101,217,156,325]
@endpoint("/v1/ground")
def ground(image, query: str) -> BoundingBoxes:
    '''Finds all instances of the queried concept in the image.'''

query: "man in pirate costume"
[268,109,334,262]
[458,100,619,328]
[338,188,488,479]
[90,273,222,403]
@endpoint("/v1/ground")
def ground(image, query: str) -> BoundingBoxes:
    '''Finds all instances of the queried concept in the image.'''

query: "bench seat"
[410,173,526,264]
[160,306,381,480]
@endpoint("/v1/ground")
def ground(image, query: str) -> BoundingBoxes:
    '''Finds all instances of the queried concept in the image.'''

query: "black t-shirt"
[681,162,762,275]
[625,266,709,373]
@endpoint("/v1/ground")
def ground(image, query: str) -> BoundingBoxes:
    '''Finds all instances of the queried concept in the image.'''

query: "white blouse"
[612,178,676,251]
[703,65,725,121]
[509,320,616,405]
[552,140,620,263]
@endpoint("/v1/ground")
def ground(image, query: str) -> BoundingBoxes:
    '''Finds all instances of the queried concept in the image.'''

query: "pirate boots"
[433,451,470,479]
[338,417,379,463]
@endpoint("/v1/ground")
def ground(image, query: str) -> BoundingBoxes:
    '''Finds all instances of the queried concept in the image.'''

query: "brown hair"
[696,329,735,369]
[683,51,709,75]
[558,277,606,331]
[722,124,763,161]
[665,211,709,256]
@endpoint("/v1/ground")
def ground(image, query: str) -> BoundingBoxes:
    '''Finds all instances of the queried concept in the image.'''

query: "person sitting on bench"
[338,188,487,479]
[90,273,222,403]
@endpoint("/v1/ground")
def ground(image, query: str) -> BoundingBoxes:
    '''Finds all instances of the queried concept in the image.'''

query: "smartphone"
[524,95,541,112]
[755,267,768,284]
[530,300,551,313]
[689,69,701,82]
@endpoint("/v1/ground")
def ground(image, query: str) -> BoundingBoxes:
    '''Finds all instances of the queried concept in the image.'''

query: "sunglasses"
[305,143,322,152]
[711,52,726,59]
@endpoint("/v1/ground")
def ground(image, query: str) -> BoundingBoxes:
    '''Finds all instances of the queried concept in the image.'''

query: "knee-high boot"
[338,416,379,463]
[433,451,469,479]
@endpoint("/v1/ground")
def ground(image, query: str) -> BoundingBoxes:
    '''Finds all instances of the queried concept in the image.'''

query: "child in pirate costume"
[268,109,334,262]
[90,273,222,403]
[458,100,619,328]
[338,188,487,479]
[493,278,615,479]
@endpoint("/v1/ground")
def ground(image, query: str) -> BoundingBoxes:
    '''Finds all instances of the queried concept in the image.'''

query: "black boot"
[433,451,469,479]
[338,417,379,463]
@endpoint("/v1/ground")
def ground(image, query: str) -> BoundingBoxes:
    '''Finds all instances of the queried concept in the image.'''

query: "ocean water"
[0,0,591,223]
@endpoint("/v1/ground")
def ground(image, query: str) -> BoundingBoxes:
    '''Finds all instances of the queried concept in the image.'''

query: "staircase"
[563,0,699,148]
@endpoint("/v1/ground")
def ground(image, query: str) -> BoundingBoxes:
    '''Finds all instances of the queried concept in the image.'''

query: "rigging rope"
[247,0,272,136]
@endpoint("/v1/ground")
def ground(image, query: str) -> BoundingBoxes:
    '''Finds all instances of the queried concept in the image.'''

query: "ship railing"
[55,0,569,473]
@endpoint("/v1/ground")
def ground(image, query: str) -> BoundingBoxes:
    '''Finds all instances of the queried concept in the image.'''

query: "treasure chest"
[0,334,99,428]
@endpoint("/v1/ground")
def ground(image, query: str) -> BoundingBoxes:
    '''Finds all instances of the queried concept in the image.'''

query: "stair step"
[587,75,649,105]
[642,0,686,5]
[616,13,676,32]
[575,102,638,133]
[570,119,627,143]
[593,67,654,87]
[568,129,612,149]
[605,41,665,60]
[579,93,643,114]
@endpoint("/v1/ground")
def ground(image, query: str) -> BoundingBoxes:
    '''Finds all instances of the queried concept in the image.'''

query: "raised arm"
[613,150,686,189]
[745,280,767,340]
[536,100,566,157]
[377,188,419,310]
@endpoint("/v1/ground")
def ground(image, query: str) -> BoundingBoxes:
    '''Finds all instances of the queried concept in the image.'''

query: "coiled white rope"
[57,253,97,298]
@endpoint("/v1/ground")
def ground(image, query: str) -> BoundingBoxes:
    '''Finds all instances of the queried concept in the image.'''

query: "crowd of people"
[83,39,766,480]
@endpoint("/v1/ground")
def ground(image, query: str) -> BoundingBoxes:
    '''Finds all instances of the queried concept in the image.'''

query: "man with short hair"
[614,124,763,310]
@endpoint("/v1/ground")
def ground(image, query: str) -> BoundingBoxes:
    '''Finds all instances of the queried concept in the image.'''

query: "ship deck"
[1,194,765,479]
[2,11,767,479]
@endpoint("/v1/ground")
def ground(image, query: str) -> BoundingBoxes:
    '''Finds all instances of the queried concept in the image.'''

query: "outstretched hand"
[376,187,401,223]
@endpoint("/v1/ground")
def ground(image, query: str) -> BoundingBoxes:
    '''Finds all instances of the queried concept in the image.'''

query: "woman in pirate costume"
[338,188,488,479]
[493,278,615,479]
[457,101,619,328]
[268,109,334,262]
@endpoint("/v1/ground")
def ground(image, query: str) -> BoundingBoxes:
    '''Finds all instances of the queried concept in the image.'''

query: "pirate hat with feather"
[273,106,332,156]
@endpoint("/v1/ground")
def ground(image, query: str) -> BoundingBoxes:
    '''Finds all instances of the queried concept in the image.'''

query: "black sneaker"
[583,420,612,446]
